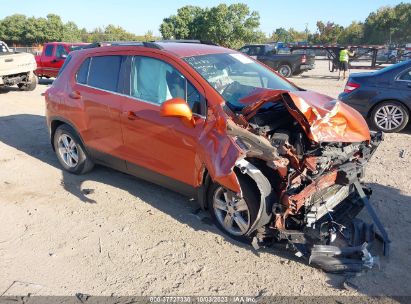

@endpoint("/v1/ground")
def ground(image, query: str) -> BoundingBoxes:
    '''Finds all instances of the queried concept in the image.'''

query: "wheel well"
[200,164,261,211]
[50,120,86,151]
[50,120,65,150]
[367,99,410,118]
[279,62,291,67]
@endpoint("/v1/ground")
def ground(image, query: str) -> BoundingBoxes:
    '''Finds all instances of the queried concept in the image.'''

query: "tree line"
[0,14,156,46]
[160,2,411,48]
[0,2,410,48]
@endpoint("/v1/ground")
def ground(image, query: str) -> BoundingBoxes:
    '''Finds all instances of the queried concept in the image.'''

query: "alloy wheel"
[374,104,404,131]
[57,134,79,168]
[212,186,250,236]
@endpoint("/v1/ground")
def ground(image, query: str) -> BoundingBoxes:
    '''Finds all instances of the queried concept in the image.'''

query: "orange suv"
[45,41,388,273]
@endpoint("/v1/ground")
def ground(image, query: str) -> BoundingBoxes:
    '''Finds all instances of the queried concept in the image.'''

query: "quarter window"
[87,56,122,92]
[44,45,54,57]
[399,69,411,81]
[130,56,205,115]
[76,58,90,84]
[57,55,72,77]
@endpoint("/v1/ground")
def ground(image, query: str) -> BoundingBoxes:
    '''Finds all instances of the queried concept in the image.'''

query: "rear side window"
[44,45,54,57]
[88,56,122,92]
[399,69,411,81]
[57,55,72,77]
[76,58,90,84]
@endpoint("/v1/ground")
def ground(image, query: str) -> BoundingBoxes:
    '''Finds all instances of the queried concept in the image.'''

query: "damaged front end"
[205,89,389,273]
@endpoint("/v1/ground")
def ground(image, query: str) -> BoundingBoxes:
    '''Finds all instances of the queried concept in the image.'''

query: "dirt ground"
[0,61,410,297]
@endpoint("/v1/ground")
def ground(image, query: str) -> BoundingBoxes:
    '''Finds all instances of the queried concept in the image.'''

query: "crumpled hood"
[239,89,371,143]
[286,91,370,143]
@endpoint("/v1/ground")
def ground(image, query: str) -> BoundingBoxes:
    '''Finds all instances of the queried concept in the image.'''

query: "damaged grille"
[306,184,351,227]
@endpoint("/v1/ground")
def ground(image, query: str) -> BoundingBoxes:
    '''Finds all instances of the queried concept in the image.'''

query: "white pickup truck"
[0,41,37,91]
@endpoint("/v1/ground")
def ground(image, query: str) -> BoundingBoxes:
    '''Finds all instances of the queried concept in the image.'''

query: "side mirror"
[61,54,67,59]
[160,97,195,127]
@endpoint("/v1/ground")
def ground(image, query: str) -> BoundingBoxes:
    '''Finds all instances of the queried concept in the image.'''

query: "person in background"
[339,47,354,80]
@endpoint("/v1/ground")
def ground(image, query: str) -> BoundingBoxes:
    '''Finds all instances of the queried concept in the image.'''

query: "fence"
[10,46,39,55]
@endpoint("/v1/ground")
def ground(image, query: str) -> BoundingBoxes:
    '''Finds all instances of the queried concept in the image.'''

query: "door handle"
[125,111,140,120]
[69,91,81,99]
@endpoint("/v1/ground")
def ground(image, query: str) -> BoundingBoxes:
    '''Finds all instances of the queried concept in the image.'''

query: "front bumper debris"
[286,183,389,273]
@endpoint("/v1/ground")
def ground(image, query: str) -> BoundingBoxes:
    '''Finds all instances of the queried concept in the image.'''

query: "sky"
[0,0,406,36]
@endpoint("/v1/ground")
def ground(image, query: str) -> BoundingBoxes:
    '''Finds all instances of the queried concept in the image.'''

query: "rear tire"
[208,174,260,242]
[53,124,94,174]
[277,64,292,78]
[18,74,37,91]
[370,101,409,133]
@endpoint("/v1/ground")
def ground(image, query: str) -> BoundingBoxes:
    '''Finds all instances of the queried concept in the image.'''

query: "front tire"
[208,174,260,242]
[370,101,409,132]
[53,124,94,174]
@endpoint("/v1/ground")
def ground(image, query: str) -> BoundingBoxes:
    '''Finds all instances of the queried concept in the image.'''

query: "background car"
[238,43,315,77]
[35,42,88,78]
[0,40,37,91]
[339,60,411,132]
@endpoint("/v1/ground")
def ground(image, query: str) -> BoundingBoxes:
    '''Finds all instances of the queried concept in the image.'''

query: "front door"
[119,54,207,193]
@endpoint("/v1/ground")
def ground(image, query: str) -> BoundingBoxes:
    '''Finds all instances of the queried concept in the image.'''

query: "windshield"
[183,53,297,110]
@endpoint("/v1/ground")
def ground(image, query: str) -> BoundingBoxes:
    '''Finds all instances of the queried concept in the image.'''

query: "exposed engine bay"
[216,89,389,273]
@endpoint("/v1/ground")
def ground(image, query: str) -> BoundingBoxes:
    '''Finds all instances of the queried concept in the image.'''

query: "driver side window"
[130,56,205,115]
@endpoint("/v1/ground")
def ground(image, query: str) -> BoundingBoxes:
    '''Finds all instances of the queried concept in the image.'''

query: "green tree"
[159,5,204,40]
[312,21,344,44]
[104,24,136,41]
[144,30,154,41]
[159,3,264,48]
[43,14,64,42]
[62,21,81,42]
[364,3,411,44]
[270,27,289,42]
[338,21,364,44]
[0,14,27,45]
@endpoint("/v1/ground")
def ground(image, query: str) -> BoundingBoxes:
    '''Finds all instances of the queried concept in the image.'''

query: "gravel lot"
[0,61,410,297]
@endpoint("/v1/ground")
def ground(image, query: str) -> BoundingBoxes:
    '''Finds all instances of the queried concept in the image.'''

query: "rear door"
[395,68,411,103]
[119,53,207,193]
[72,54,126,169]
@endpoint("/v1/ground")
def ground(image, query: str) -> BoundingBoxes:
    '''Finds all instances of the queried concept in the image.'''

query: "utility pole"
[305,23,309,43]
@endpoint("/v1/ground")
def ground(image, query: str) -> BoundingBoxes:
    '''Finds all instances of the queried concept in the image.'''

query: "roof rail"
[156,39,218,46]
[73,39,218,52]
[75,41,163,50]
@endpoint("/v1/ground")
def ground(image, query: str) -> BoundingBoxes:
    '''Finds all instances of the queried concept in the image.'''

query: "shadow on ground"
[298,74,341,80]
[0,86,20,93]
[1,113,410,296]
[38,78,54,86]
